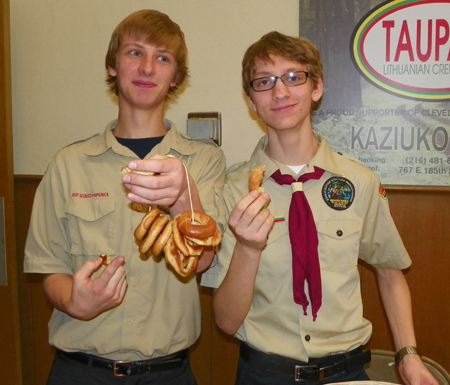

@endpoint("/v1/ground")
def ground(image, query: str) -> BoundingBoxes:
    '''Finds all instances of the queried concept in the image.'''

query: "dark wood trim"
[15,175,450,384]
[1,0,22,382]
[385,185,450,193]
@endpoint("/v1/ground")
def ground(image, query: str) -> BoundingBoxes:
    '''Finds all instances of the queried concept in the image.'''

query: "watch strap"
[395,346,420,365]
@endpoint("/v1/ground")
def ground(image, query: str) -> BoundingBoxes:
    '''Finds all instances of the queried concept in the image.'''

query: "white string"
[182,162,195,223]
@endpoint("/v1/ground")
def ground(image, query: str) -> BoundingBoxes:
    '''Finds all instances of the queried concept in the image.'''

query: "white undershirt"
[287,165,305,174]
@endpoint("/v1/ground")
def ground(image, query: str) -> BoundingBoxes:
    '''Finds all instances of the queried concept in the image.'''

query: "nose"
[272,78,290,100]
[139,56,155,75]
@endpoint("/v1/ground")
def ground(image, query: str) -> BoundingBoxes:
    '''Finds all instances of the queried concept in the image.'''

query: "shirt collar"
[250,131,345,180]
[306,131,345,176]
[84,119,198,158]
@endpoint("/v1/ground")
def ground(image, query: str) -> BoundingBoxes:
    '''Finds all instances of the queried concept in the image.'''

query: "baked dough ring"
[133,207,221,277]
[121,166,155,176]
[184,239,204,256]
[164,237,198,277]
[151,219,174,256]
[185,226,221,247]
[248,165,265,192]
[139,215,170,254]
[172,215,191,257]
[134,207,162,241]
[177,211,217,239]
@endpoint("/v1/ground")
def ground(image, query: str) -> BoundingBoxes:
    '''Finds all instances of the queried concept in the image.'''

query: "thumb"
[77,257,104,280]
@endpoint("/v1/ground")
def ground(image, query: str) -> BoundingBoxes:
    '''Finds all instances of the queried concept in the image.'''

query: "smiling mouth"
[133,80,156,88]
[272,103,295,112]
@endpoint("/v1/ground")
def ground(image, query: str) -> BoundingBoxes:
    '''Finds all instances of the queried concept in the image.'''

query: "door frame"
[0,0,22,383]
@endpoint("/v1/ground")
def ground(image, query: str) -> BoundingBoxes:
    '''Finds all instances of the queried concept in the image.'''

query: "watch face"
[406,346,419,355]
[396,346,419,365]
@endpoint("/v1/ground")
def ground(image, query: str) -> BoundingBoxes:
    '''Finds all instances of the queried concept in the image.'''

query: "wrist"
[395,346,420,365]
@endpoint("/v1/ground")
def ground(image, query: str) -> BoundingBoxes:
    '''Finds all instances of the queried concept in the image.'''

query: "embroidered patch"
[322,177,355,210]
[379,183,387,200]
[274,216,285,223]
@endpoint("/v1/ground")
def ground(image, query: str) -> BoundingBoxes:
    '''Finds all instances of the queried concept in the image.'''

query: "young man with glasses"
[24,10,226,385]
[202,31,437,385]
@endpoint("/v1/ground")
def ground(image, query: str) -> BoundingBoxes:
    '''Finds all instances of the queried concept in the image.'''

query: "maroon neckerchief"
[271,167,325,321]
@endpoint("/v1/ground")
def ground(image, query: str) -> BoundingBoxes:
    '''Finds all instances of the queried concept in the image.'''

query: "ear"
[107,66,117,77]
[170,71,180,88]
[311,78,324,102]
[247,95,257,112]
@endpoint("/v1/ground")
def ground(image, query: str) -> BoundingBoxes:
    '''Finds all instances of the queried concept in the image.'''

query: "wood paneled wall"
[14,176,449,385]
[14,177,54,385]
[361,187,450,366]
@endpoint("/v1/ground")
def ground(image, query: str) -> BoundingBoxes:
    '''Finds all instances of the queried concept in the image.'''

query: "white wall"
[11,0,299,175]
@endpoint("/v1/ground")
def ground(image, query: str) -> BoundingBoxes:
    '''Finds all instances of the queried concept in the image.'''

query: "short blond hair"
[105,10,188,97]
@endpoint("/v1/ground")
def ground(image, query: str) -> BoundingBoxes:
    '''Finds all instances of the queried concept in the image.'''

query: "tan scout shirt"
[202,131,411,361]
[24,120,226,360]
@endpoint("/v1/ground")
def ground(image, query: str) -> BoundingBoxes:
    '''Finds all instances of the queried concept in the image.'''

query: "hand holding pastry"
[121,156,189,208]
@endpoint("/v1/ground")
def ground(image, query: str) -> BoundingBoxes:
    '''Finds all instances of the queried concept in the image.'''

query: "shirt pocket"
[316,219,361,272]
[258,219,292,277]
[65,197,116,258]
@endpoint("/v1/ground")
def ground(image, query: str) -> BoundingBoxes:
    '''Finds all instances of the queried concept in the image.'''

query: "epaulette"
[337,151,365,166]
[184,134,219,148]
[62,133,100,149]
[226,160,248,175]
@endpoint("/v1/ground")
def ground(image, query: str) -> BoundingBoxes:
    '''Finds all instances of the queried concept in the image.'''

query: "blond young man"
[24,10,226,385]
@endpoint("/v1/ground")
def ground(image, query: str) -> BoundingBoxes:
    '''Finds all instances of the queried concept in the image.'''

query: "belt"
[240,343,371,382]
[57,348,188,378]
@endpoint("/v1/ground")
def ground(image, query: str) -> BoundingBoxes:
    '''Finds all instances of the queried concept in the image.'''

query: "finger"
[123,172,174,194]
[126,160,160,175]
[117,274,128,299]
[234,200,273,243]
[100,256,125,281]
[255,213,275,239]
[126,190,177,206]
[125,174,182,205]
[244,209,273,237]
[230,192,260,222]
[122,172,158,188]
[239,212,274,249]
[104,266,127,304]
[76,258,104,281]
[253,192,271,212]
[105,270,127,304]
[128,156,178,175]
[230,192,270,228]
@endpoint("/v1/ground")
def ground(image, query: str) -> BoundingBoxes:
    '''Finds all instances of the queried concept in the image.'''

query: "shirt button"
[305,335,311,342]
[127,319,133,325]
[132,203,150,212]
[132,279,139,287]
[131,203,140,211]
[336,230,343,237]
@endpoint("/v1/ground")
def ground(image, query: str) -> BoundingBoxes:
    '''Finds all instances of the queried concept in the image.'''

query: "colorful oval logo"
[351,0,450,101]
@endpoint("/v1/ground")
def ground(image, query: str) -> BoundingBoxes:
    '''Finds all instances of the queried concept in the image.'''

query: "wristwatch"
[395,346,420,365]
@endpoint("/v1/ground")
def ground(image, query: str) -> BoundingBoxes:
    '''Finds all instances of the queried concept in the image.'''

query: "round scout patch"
[322,177,355,210]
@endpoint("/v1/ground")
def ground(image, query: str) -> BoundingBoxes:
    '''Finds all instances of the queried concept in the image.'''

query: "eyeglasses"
[249,71,310,92]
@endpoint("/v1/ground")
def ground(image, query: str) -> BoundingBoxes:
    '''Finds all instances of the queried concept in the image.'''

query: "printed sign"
[300,0,450,186]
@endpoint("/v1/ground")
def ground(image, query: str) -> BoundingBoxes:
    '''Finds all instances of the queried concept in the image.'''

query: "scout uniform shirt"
[202,131,411,362]
[24,120,226,361]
